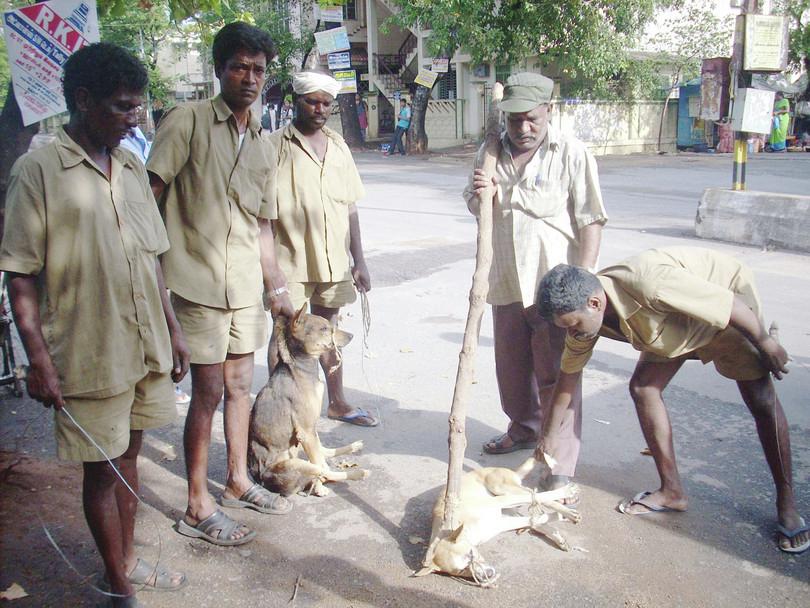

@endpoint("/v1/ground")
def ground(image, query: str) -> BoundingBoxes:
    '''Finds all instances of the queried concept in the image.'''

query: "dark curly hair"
[536,264,602,321]
[62,43,148,113]
[212,21,276,70]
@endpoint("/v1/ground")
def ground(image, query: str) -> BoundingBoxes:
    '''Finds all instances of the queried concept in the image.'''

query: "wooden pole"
[438,83,504,536]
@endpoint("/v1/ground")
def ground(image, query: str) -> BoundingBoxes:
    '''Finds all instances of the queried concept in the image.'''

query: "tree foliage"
[637,0,734,93]
[389,0,657,86]
[775,0,810,73]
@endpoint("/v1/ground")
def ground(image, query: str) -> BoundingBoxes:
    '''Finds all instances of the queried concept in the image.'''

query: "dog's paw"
[350,440,364,453]
[311,481,330,497]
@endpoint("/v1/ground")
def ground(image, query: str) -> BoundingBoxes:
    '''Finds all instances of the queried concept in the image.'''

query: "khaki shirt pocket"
[323,161,352,205]
[517,178,567,219]
[233,166,264,216]
[124,199,161,253]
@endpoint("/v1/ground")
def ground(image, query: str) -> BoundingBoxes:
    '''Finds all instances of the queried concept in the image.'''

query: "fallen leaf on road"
[399,347,413,353]
[593,419,610,425]
[161,446,177,462]
[0,583,29,600]
[640,447,652,456]
[409,535,425,545]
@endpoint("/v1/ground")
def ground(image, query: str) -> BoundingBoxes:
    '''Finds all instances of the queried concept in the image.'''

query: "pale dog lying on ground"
[416,456,581,584]
[248,306,370,497]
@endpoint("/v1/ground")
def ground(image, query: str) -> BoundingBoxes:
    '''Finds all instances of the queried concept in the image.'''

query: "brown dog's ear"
[292,303,307,326]
[447,524,465,542]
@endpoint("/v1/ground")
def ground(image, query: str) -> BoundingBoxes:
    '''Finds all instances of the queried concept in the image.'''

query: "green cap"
[499,72,553,113]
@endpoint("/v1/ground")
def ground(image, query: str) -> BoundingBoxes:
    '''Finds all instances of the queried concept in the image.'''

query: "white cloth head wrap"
[292,71,341,98]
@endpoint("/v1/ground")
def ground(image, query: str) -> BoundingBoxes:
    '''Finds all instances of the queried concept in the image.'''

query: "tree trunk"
[407,84,431,154]
[0,84,40,235]
[337,93,363,147]
[423,84,503,570]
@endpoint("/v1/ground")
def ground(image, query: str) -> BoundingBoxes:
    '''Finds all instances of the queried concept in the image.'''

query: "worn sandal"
[100,558,187,593]
[220,483,292,514]
[176,509,256,546]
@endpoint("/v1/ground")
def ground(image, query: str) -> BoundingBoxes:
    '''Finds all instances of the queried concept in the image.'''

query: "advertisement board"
[3,0,100,126]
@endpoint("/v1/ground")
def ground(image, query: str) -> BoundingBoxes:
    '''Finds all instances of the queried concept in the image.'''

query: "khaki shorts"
[288,281,357,310]
[171,294,269,364]
[641,326,767,382]
[56,371,176,462]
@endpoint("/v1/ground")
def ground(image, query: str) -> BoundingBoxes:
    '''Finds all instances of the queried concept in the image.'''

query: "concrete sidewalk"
[1,150,808,607]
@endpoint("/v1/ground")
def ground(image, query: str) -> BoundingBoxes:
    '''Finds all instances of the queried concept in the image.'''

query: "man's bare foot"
[618,490,688,515]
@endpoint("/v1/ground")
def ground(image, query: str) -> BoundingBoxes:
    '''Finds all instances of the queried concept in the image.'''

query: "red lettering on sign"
[19,3,87,52]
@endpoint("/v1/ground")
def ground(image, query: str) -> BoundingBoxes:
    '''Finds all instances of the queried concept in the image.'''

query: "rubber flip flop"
[220,483,293,515]
[777,517,810,554]
[176,509,256,546]
[99,558,187,593]
[328,407,379,427]
[483,433,535,455]
[618,491,682,515]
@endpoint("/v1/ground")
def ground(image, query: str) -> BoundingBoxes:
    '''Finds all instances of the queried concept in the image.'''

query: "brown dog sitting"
[248,305,370,497]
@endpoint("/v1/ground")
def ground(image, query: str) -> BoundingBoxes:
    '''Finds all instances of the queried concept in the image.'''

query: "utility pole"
[730,0,759,191]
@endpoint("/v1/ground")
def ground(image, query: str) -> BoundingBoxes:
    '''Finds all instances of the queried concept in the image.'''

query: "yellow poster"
[414,69,438,88]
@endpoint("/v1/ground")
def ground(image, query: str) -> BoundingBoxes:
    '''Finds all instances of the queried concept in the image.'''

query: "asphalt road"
[1,149,808,607]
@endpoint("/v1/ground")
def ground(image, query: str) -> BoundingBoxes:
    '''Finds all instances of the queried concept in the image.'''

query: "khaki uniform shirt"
[146,95,276,309]
[0,129,172,398]
[266,124,365,283]
[560,247,762,373]
[463,124,607,307]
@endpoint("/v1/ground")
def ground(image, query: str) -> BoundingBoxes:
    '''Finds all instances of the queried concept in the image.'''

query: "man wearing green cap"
[463,72,607,498]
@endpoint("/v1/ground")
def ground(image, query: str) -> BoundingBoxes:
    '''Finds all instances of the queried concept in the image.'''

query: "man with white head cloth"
[267,70,377,427]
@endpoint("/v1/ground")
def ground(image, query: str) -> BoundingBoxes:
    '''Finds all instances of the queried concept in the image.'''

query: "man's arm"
[7,274,64,409]
[148,171,166,203]
[154,260,190,382]
[577,223,602,270]
[535,370,582,460]
[258,218,294,317]
[348,204,371,292]
[728,295,789,379]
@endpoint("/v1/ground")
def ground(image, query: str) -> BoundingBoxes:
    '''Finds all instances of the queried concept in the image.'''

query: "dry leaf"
[408,535,425,545]
[399,347,413,353]
[0,583,29,600]
[640,447,653,456]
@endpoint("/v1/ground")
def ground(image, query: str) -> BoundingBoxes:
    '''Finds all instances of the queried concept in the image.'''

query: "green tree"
[387,0,659,153]
[99,0,176,106]
[775,0,810,99]
[637,0,733,150]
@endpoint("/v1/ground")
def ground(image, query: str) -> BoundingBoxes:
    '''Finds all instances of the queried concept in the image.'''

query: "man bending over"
[536,246,807,554]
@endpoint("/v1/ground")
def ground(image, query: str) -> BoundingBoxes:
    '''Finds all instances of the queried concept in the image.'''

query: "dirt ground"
[2,150,809,607]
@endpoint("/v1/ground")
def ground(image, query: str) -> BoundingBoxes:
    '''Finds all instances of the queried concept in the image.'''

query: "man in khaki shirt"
[536,247,808,554]
[266,71,375,427]
[147,22,294,546]
[1,44,189,605]
[464,73,607,495]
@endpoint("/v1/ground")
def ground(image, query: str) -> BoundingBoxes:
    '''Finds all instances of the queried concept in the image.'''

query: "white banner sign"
[314,26,350,55]
[431,57,449,73]
[3,0,100,126]
[318,5,344,22]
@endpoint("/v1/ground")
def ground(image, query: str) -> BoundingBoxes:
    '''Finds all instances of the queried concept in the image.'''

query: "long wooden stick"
[439,83,504,534]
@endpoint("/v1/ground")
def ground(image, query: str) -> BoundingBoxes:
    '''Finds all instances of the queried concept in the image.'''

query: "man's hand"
[471,168,498,196]
[267,291,295,318]
[26,357,65,410]
[759,335,789,380]
[352,259,371,293]
[534,435,560,465]
[170,329,191,383]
